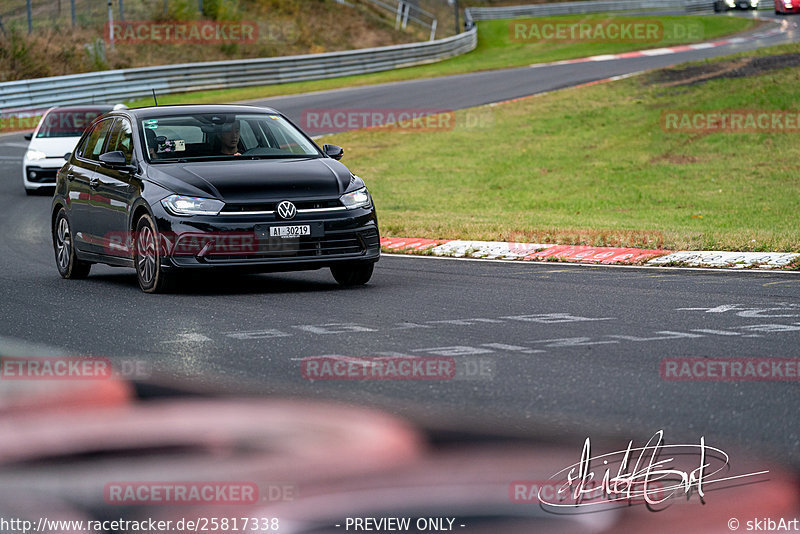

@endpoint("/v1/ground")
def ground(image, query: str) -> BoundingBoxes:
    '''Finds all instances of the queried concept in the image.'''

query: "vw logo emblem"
[276,200,297,220]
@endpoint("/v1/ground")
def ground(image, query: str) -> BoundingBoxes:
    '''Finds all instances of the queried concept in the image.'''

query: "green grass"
[126,15,756,107]
[326,42,800,252]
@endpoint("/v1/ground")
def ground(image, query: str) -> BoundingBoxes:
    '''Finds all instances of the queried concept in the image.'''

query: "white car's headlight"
[340,187,371,210]
[25,150,46,161]
[161,195,224,216]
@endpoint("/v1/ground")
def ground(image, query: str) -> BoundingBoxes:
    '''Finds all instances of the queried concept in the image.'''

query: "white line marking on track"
[691,329,741,336]
[640,48,675,56]
[588,54,619,61]
[161,333,212,343]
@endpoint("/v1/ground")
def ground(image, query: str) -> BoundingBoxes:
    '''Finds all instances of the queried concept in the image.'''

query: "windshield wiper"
[151,158,190,164]
[243,154,319,160]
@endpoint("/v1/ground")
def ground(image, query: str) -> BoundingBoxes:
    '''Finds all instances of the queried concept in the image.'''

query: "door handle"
[89,177,100,189]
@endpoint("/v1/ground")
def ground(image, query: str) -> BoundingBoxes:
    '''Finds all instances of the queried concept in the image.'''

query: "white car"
[23,105,124,195]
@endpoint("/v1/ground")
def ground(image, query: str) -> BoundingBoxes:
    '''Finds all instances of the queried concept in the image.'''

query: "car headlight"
[339,187,371,210]
[725,0,735,5]
[161,195,224,216]
[25,150,46,161]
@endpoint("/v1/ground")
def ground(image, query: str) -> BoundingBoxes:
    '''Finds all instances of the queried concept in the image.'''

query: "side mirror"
[63,152,71,160]
[98,150,128,167]
[323,144,344,161]
[24,133,32,140]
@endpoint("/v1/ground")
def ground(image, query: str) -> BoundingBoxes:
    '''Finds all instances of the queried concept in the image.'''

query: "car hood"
[147,158,352,202]
[27,136,81,158]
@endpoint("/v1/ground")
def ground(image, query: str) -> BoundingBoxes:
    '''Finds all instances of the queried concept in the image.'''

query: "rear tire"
[331,262,374,286]
[53,209,92,279]
[134,213,173,293]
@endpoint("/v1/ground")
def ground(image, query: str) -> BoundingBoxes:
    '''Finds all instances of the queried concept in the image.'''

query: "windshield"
[36,108,109,138]
[140,112,321,162]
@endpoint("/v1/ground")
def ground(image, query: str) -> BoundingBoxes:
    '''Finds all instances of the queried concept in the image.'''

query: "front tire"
[53,209,91,279]
[331,262,374,286]
[134,213,173,293]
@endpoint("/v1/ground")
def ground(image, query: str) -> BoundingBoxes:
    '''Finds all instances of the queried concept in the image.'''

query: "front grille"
[204,231,370,262]
[221,199,342,213]
[26,167,58,183]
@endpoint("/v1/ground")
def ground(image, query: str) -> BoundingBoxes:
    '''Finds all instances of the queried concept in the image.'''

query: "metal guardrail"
[464,0,715,22]
[685,0,715,12]
[0,27,476,111]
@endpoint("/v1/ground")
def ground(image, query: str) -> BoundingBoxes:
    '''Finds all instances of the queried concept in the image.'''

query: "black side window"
[80,119,114,161]
[106,119,134,164]
[74,127,95,159]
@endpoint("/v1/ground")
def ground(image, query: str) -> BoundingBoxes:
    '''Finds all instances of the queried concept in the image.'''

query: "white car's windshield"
[36,108,109,138]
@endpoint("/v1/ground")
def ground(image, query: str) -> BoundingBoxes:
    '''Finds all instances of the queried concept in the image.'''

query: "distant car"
[51,104,380,293]
[775,0,800,13]
[714,0,758,10]
[23,105,124,195]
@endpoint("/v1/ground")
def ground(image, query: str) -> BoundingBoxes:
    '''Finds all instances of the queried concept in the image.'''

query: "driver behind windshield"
[213,120,241,155]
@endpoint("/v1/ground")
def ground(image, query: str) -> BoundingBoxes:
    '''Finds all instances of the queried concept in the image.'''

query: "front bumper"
[151,203,380,270]
[23,159,64,189]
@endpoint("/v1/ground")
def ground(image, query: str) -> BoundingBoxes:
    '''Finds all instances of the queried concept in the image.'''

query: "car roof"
[48,105,116,112]
[124,104,281,119]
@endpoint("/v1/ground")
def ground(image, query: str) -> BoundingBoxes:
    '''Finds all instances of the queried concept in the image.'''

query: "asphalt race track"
[1,11,798,469]
[247,11,799,133]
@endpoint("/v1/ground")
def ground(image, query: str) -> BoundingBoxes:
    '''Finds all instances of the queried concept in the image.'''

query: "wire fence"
[1,0,205,33]
[0,0,466,37]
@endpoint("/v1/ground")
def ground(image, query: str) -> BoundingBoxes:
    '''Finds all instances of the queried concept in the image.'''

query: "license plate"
[270,225,311,238]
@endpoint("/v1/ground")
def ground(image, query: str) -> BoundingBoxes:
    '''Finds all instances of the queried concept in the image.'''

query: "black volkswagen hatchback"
[52,105,380,293]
